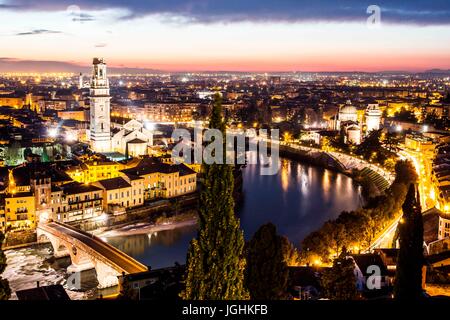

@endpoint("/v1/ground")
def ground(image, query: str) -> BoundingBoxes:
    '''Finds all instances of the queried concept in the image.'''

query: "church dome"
[339,100,357,115]
[340,105,357,114]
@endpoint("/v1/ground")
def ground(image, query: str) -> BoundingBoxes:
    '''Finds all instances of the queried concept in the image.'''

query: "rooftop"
[96,177,131,190]
[16,284,70,301]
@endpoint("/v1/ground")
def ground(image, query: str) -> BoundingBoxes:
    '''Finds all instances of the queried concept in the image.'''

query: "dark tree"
[394,184,424,300]
[245,223,289,300]
[394,107,417,122]
[321,249,359,300]
[355,129,387,163]
[117,273,137,300]
[181,94,248,300]
[394,160,418,185]
[443,93,450,103]
[0,232,11,300]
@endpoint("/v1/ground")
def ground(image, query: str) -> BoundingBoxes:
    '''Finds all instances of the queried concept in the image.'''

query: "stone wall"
[3,230,37,248]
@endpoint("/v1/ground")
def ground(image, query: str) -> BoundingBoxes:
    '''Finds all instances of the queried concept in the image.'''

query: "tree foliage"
[117,273,138,300]
[244,223,289,300]
[321,249,359,300]
[393,107,417,122]
[280,236,302,267]
[394,184,424,300]
[0,232,11,300]
[181,94,248,300]
[355,129,391,164]
[301,160,417,264]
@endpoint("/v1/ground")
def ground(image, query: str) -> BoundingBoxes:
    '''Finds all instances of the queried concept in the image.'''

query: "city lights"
[47,128,58,138]
[0,0,449,307]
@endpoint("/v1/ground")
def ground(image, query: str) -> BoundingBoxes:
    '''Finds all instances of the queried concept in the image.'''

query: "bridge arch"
[37,222,148,289]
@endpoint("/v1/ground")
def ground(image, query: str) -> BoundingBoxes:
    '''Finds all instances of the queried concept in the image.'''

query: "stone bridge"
[37,221,148,288]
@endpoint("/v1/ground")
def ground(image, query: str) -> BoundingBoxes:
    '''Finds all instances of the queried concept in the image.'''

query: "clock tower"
[90,58,111,152]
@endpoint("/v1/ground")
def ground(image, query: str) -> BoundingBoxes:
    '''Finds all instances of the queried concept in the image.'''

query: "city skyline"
[1,0,450,72]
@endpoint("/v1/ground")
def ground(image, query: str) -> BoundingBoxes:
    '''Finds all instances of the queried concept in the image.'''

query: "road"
[365,145,434,252]
[364,215,402,252]
[40,222,148,274]
[398,146,435,210]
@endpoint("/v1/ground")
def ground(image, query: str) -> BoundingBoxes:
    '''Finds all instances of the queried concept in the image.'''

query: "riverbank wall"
[278,145,348,173]
[1,193,199,250]
[275,143,394,196]
[68,193,199,232]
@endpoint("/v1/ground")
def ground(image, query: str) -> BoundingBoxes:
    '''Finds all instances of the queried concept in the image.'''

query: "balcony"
[67,198,103,205]
[15,214,29,221]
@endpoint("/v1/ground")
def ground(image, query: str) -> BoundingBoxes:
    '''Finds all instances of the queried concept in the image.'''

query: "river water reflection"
[106,158,362,269]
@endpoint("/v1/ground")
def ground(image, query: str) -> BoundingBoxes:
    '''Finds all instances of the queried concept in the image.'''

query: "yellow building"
[0,95,26,109]
[53,182,103,222]
[94,176,144,212]
[66,160,121,184]
[4,192,36,231]
[0,207,6,233]
[405,133,435,153]
[120,158,197,201]
[57,109,89,122]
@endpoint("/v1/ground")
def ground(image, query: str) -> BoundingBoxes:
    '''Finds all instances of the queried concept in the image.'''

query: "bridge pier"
[94,262,120,289]
[67,257,95,273]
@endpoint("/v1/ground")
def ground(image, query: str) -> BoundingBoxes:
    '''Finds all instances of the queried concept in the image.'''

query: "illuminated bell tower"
[90,58,111,152]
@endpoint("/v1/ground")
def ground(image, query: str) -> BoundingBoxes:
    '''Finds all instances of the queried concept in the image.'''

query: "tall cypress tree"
[394,183,424,300]
[245,223,289,300]
[181,94,248,300]
[0,232,11,300]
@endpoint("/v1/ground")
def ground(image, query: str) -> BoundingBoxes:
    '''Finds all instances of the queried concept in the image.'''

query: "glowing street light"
[144,121,155,131]
[65,131,77,142]
[48,128,58,138]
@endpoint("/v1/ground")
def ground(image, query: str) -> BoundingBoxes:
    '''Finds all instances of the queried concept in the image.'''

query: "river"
[4,157,362,299]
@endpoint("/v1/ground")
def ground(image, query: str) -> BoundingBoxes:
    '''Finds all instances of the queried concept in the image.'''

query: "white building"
[334,100,358,130]
[365,103,382,135]
[343,122,362,145]
[111,119,153,157]
[78,73,83,89]
[89,58,112,153]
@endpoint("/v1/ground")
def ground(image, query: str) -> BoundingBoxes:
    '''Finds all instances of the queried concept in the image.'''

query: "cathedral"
[89,58,153,156]
[330,100,382,145]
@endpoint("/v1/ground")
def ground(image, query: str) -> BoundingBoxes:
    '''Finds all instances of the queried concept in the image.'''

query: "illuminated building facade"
[365,103,382,134]
[90,58,112,153]
[111,119,153,157]
[65,159,121,184]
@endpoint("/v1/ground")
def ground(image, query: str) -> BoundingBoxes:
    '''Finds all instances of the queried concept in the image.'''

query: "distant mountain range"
[0,58,162,74]
[0,58,449,75]
[423,69,450,75]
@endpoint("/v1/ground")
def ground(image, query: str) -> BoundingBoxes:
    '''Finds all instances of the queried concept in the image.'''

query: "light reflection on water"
[6,156,362,298]
[105,157,362,269]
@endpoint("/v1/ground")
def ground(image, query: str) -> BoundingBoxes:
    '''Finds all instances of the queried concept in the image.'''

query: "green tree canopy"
[181,94,248,300]
[244,223,289,300]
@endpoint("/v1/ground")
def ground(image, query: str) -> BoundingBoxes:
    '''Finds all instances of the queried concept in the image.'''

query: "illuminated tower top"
[91,58,109,93]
